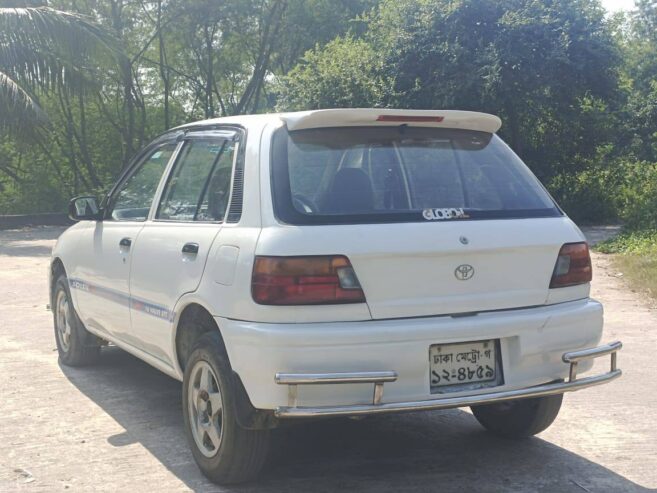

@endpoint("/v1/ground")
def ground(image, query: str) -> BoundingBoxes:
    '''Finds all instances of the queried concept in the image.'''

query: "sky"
[600,0,636,13]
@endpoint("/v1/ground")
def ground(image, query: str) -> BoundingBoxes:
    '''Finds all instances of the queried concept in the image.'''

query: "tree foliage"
[0,0,376,211]
[0,0,656,228]
[0,3,122,134]
[278,36,389,110]
[280,0,622,179]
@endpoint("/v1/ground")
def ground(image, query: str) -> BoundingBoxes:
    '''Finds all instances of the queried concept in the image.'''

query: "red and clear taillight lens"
[550,242,592,288]
[252,256,365,305]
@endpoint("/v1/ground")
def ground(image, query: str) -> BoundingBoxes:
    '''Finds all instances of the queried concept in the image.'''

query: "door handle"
[119,237,132,248]
[182,242,199,254]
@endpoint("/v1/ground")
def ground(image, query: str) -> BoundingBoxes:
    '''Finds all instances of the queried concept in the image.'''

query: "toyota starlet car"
[49,109,622,484]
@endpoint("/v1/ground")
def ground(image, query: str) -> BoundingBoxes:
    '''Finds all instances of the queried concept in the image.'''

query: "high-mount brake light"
[252,256,365,305]
[376,115,444,123]
[550,242,592,288]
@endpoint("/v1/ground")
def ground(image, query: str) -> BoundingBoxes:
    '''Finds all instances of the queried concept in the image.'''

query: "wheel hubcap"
[188,360,223,458]
[55,290,72,352]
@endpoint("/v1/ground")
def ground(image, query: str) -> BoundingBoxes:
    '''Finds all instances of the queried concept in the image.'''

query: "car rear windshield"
[271,126,560,225]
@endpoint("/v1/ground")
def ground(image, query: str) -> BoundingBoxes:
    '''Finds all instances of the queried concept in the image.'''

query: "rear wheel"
[53,274,101,366]
[471,394,563,438]
[182,332,270,484]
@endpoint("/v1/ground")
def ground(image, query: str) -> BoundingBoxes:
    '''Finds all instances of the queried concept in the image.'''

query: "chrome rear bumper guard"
[274,341,622,418]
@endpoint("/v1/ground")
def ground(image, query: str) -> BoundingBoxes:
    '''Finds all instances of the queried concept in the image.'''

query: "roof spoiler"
[280,109,502,133]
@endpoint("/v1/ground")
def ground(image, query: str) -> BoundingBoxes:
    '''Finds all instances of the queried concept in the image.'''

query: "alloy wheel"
[187,360,224,458]
[55,289,72,352]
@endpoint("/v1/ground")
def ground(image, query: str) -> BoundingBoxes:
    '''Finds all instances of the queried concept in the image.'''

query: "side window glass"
[110,144,176,221]
[157,139,236,222]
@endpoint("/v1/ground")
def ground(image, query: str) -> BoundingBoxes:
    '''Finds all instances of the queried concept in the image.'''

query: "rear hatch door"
[346,219,579,319]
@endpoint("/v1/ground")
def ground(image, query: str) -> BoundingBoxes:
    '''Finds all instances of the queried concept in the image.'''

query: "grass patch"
[594,229,657,300]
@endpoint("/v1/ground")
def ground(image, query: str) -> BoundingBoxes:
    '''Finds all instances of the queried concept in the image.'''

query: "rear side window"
[157,139,236,222]
[271,126,560,224]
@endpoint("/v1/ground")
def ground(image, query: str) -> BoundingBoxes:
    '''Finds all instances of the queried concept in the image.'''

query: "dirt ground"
[0,225,655,492]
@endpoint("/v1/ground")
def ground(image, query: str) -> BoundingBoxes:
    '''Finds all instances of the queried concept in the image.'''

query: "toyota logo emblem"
[454,264,474,280]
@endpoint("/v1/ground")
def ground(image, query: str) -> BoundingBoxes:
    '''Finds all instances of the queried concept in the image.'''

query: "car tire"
[182,332,270,484]
[471,394,563,438]
[53,274,101,366]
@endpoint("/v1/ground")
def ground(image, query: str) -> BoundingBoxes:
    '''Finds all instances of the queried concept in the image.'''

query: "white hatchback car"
[50,109,622,484]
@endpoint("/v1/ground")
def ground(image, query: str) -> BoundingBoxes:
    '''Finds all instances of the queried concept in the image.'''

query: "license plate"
[430,340,497,389]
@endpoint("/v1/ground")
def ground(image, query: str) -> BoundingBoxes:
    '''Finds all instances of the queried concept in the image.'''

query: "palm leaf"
[0,7,124,90]
[0,6,125,137]
[0,70,46,131]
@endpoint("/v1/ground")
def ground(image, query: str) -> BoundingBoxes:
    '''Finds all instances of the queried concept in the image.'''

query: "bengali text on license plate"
[430,340,497,388]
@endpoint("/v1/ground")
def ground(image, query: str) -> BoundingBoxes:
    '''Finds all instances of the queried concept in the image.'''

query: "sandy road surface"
[0,225,655,492]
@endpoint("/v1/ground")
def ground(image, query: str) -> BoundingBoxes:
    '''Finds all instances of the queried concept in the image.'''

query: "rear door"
[127,130,240,364]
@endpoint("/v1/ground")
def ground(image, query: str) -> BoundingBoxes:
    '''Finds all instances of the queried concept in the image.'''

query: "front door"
[128,131,240,365]
[71,143,177,339]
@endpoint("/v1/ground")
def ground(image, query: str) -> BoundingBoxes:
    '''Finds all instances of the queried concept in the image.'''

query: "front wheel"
[53,274,100,366]
[471,394,563,438]
[182,332,270,484]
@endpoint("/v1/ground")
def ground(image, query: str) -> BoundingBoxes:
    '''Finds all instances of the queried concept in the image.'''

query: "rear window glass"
[271,126,560,224]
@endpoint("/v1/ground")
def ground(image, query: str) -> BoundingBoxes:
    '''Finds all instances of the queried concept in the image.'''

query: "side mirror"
[68,196,102,221]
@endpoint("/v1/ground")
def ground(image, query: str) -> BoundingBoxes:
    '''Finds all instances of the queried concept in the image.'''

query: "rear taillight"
[550,242,592,288]
[252,256,365,305]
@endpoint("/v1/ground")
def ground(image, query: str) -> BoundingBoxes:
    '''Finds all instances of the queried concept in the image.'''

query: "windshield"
[271,126,560,225]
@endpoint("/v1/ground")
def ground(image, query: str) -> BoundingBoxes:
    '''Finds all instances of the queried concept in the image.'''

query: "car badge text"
[423,208,469,220]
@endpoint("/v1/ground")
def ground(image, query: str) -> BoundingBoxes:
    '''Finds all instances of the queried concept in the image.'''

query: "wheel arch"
[173,301,228,375]
[172,299,278,430]
[50,257,67,307]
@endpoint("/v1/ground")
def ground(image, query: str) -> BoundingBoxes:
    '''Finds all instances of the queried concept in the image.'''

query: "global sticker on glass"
[423,208,470,220]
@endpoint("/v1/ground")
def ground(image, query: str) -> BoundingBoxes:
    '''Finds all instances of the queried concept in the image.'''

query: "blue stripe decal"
[69,277,174,322]
[69,278,130,307]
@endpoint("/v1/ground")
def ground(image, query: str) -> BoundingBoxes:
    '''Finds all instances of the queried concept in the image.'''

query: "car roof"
[173,108,502,134]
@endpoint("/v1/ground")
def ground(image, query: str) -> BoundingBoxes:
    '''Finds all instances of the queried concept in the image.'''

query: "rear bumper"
[218,299,611,411]
[274,341,622,417]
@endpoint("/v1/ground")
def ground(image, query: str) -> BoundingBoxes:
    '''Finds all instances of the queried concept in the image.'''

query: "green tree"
[279,0,621,179]
[0,2,121,136]
[278,36,389,110]
[621,0,657,161]
[1,0,648,222]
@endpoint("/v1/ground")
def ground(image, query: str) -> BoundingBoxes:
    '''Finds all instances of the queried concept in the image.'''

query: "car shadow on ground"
[0,226,66,257]
[61,346,647,493]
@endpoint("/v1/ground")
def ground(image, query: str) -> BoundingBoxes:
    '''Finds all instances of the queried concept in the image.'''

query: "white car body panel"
[219,299,602,410]
[128,221,222,365]
[62,221,140,340]
[280,108,502,132]
[51,109,609,412]
[252,217,588,320]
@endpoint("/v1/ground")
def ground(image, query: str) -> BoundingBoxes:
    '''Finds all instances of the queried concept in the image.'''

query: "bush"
[615,161,657,230]
[595,229,657,301]
[596,229,657,254]
[547,159,657,228]
[548,167,621,225]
